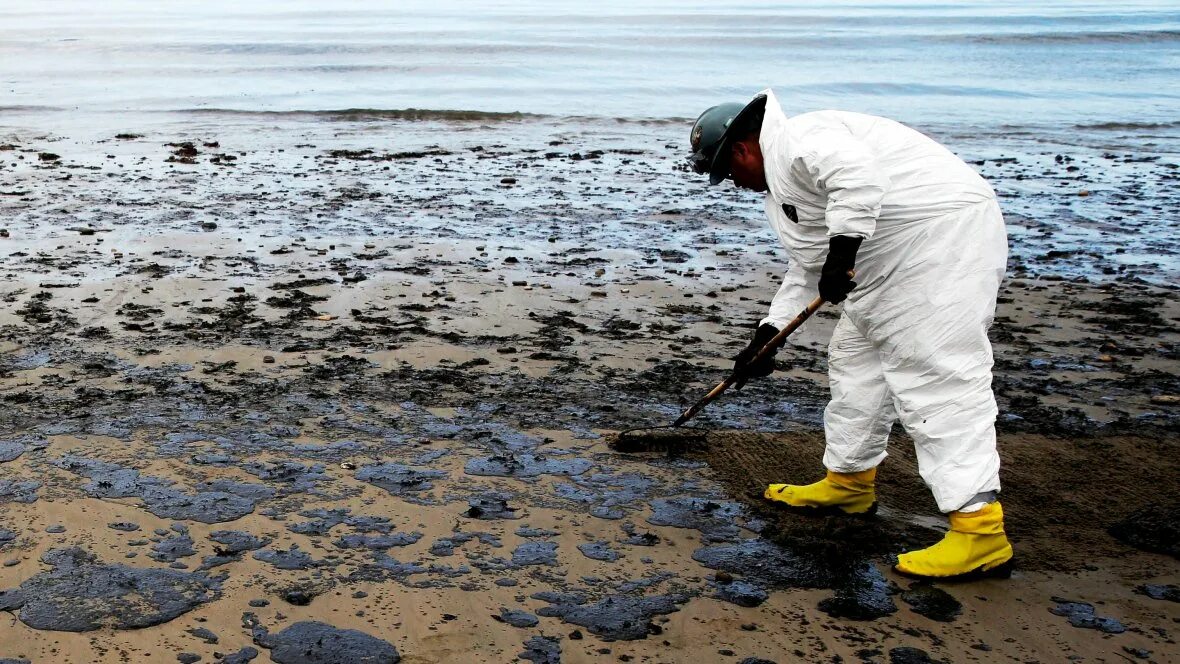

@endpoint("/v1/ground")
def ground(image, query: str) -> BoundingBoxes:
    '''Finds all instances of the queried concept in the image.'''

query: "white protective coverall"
[755,89,1008,513]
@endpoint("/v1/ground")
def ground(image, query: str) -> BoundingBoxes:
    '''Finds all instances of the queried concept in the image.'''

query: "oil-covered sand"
[0,115,1177,662]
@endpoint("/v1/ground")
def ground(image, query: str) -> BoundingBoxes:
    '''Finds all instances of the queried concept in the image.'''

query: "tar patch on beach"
[0,548,221,631]
[1108,503,1180,558]
[251,620,400,663]
[1050,597,1128,634]
[900,582,962,622]
[536,593,686,641]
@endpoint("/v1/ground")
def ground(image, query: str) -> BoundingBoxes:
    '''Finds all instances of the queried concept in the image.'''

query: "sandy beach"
[0,115,1177,663]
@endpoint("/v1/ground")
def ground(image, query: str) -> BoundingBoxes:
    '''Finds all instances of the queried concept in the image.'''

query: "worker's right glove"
[733,322,780,390]
[819,235,863,304]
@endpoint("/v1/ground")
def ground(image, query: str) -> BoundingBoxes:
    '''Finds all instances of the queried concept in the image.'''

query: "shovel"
[611,294,827,451]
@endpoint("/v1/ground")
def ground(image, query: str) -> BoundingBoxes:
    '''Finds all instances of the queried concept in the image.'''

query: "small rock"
[576,541,620,562]
[889,647,941,664]
[1136,584,1179,602]
[492,607,539,628]
[281,588,315,606]
[714,580,768,607]
[216,647,258,664]
[1050,597,1126,633]
[188,627,219,644]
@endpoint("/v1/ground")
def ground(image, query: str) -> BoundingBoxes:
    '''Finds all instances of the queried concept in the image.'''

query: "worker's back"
[772,109,996,228]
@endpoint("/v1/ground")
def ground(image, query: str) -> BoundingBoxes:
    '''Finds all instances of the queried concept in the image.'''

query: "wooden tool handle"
[672,295,825,427]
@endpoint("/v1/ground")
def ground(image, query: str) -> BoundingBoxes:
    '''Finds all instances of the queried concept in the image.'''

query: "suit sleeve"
[799,128,890,239]
[760,259,820,332]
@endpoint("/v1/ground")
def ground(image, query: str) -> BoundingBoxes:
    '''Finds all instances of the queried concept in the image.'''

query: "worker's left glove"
[733,322,780,390]
[819,235,863,304]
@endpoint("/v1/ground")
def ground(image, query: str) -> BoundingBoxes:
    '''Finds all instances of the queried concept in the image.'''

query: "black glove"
[819,235,863,304]
[733,322,780,390]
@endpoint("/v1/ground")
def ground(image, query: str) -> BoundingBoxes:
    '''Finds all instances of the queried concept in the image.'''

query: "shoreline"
[0,119,1177,662]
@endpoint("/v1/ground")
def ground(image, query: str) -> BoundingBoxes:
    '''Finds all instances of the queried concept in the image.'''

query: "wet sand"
[0,117,1177,663]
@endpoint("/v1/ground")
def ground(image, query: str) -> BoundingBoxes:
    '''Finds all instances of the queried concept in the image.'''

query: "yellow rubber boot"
[894,501,1014,580]
[764,468,877,515]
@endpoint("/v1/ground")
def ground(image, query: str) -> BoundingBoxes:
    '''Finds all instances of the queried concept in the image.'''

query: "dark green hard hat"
[688,95,767,185]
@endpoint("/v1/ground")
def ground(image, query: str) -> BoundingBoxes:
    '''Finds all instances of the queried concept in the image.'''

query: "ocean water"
[1,0,1177,129]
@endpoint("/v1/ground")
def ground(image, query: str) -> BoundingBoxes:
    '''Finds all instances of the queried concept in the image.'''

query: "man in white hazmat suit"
[688,89,1013,580]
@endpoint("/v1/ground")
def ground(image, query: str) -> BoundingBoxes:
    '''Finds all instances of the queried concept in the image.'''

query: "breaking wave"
[166,108,692,125]
[177,107,546,122]
[965,29,1180,45]
[1072,120,1180,131]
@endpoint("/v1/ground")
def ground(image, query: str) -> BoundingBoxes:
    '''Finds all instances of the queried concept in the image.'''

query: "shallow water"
[3,0,1176,281]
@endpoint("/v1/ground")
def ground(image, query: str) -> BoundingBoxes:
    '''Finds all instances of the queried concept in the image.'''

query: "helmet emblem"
[690,124,704,152]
